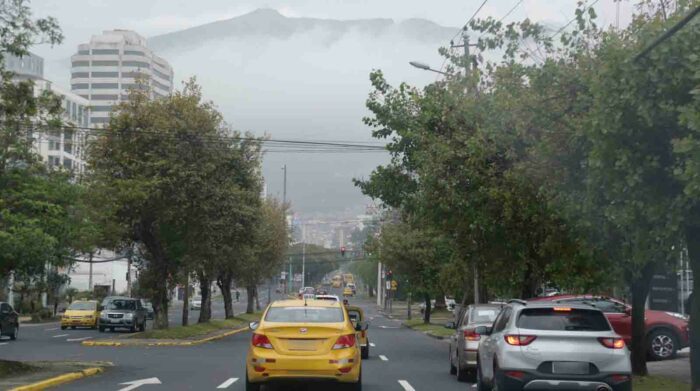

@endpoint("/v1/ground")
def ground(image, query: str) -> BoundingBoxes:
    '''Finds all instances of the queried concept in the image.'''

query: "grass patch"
[634,375,688,390]
[0,360,37,379]
[135,312,262,340]
[403,318,454,338]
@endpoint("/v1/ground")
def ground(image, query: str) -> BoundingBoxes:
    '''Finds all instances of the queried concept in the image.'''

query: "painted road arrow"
[118,377,162,391]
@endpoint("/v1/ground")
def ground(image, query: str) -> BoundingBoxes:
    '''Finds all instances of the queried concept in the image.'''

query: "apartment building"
[70,30,174,126]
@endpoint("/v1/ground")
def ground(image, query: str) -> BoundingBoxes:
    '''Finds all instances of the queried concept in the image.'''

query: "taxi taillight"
[333,334,356,349]
[252,334,273,349]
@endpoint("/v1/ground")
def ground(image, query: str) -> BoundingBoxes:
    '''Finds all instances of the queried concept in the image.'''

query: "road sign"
[391,280,398,291]
[386,281,391,291]
[280,271,287,280]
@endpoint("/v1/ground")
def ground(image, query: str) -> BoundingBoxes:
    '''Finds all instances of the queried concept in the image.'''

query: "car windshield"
[517,308,611,331]
[105,300,136,311]
[470,308,499,323]
[68,302,95,311]
[265,307,344,323]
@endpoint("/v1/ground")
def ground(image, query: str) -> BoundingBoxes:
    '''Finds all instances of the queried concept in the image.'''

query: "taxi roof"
[270,299,342,308]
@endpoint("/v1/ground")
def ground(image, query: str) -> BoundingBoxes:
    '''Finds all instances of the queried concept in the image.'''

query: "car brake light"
[464,329,481,341]
[252,334,273,349]
[333,334,356,349]
[505,370,526,380]
[598,337,625,349]
[553,307,572,312]
[504,335,537,346]
[610,374,631,383]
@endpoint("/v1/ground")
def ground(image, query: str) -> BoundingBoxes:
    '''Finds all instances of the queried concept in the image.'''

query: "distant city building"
[70,29,174,126]
[5,52,89,175]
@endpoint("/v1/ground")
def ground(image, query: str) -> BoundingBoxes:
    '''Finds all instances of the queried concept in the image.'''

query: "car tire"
[130,325,136,333]
[456,354,472,382]
[476,359,492,391]
[139,321,146,332]
[245,372,260,391]
[449,346,457,375]
[492,363,506,391]
[61,325,67,330]
[99,326,105,332]
[109,327,114,332]
[648,329,678,360]
[345,368,362,391]
[362,344,369,359]
[71,326,76,329]
[10,324,18,340]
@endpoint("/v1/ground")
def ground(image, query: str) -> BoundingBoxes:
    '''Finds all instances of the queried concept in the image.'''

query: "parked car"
[530,295,690,360]
[0,302,19,341]
[476,300,632,391]
[61,300,100,330]
[446,304,501,382]
[420,297,457,313]
[98,297,147,333]
[190,297,202,310]
[245,299,364,390]
[140,299,154,320]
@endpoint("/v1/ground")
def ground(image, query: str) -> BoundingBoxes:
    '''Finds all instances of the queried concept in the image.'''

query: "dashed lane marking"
[0,342,7,346]
[52,334,69,338]
[379,355,388,361]
[369,342,376,347]
[398,380,416,391]
[45,327,59,331]
[67,337,93,342]
[379,326,399,329]
[216,378,239,388]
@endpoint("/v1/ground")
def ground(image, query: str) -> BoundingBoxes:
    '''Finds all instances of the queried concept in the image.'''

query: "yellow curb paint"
[10,367,104,391]
[81,327,248,347]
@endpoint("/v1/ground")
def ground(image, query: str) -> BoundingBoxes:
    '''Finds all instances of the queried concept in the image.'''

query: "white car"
[190,297,202,310]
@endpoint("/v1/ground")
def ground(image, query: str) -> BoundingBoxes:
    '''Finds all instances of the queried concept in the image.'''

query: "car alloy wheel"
[10,325,18,340]
[649,331,676,360]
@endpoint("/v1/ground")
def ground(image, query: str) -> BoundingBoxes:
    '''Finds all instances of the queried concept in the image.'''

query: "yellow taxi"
[245,299,365,391]
[343,287,354,297]
[346,305,370,359]
[61,300,100,329]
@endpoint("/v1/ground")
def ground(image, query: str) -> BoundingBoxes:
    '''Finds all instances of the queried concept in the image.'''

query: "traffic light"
[385,270,393,280]
[340,246,346,257]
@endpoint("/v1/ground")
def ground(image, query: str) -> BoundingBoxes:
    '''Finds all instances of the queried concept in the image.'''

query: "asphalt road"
[0,289,472,391]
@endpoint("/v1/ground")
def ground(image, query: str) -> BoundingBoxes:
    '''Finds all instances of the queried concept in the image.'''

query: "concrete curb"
[82,326,248,347]
[9,367,104,391]
[401,323,448,341]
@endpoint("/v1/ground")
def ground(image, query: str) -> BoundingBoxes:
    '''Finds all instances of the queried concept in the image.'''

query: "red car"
[530,295,689,360]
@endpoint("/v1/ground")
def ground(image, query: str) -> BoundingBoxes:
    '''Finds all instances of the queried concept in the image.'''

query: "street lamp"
[409,61,448,76]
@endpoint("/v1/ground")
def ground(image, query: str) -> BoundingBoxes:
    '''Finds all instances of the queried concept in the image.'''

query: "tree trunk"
[140,225,170,329]
[254,286,261,311]
[182,273,189,326]
[217,272,234,319]
[685,223,700,391]
[246,285,255,314]
[198,272,212,323]
[434,292,447,310]
[628,262,656,376]
[423,293,431,324]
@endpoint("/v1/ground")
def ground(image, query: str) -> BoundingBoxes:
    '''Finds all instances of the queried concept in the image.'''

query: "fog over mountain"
[140,9,459,216]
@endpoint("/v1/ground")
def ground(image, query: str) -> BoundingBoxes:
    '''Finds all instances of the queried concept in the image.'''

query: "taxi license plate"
[110,319,121,324]
[286,339,319,351]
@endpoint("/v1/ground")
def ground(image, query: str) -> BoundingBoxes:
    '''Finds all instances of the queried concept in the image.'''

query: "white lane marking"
[118,377,161,391]
[369,342,376,347]
[216,378,238,388]
[67,337,92,342]
[379,326,399,329]
[379,355,388,361]
[45,327,59,331]
[0,342,8,346]
[398,380,416,391]
[52,334,69,338]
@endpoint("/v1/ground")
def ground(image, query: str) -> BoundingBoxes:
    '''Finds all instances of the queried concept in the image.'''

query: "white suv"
[476,300,631,391]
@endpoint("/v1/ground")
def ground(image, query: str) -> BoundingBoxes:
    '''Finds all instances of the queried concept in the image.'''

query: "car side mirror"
[249,321,259,330]
[355,321,368,331]
[474,326,492,336]
[444,321,456,329]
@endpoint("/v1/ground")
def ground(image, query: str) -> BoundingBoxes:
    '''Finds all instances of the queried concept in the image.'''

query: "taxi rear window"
[265,306,344,323]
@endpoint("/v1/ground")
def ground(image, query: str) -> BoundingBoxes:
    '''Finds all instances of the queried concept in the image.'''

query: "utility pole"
[282,164,287,205]
[377,262,383,307]
[126,245,133,298]
[301,224,306,288]
[88,252,94,293]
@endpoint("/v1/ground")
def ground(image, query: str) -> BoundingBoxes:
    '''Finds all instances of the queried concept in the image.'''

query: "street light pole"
[282,164,287,205]
[409,61,449,75]
[301,224,306,288]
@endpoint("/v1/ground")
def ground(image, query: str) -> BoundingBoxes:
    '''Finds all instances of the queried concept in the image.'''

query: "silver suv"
[476,300,631,391]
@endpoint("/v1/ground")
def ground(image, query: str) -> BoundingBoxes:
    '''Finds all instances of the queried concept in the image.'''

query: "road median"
[401,318,454,340]
[1,361,111,391]
[83,313,260,347]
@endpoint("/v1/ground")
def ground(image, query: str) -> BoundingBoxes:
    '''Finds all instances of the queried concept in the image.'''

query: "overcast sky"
[29,0,635,218]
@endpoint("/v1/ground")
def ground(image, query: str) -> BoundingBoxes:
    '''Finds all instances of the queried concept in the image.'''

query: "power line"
[498,0,524,23]
[635,5,700,61]
[550,0,601,39]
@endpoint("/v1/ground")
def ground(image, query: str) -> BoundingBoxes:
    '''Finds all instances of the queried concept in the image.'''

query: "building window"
[91,94,118,100]
[71,102,77,120]
[48,140,60,151]
[91,106,112,112]
[153,69,171,81]
[92,49,120,55]
[122,71,148,78]
[78,50,90,55]
[122,61,150,68]
[63,159,73,169]
[91,117,110,124]
[124,50,145,56]
[92,60,119,66]
[91,71,119,78]
[72,61,90,67]
[92,83,119,89]
[123,83,148,91]
[64,142,73,154]
[71,83,89,90]
[71,72,89,78]
[48,156,61,167]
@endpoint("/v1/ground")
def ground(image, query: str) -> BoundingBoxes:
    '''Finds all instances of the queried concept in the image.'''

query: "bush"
[30,308,54,322]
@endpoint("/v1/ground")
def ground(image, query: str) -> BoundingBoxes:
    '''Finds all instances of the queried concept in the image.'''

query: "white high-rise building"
[70,30,174,126]
[5,52,90,175]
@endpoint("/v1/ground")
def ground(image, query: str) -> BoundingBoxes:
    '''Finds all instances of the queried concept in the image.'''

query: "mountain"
[148,8,458,52]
